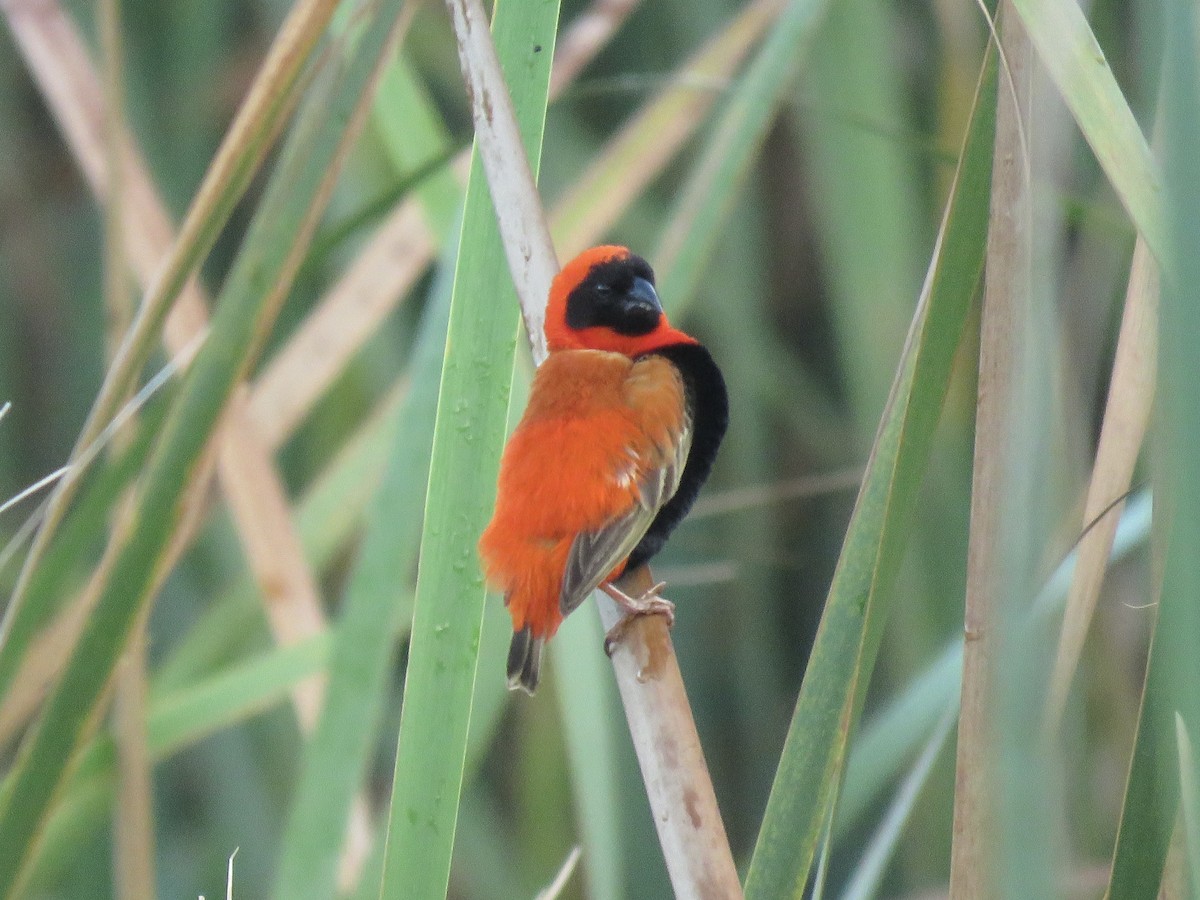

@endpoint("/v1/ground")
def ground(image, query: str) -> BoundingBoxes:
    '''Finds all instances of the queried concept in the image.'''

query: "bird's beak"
[626,277,662,316]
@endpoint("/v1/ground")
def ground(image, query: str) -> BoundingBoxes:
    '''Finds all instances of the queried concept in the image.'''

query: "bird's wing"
[559,414,692,615]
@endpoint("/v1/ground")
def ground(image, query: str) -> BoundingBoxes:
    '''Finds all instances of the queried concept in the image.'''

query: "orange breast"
[478,350,687,638]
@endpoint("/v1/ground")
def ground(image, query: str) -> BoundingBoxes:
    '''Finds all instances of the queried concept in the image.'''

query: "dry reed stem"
[217,392,330,724]
[948,9,1033,897]
[444,0,742,893]
[598,567,743,898]
[444,0,560,349]
[1043,237,1158,732]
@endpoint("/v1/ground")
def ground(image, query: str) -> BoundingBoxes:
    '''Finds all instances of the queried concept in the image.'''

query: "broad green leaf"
[149,635,331,759]
[375,1,561,896]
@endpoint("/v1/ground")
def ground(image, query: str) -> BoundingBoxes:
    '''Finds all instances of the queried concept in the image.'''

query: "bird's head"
[545,246,696,356]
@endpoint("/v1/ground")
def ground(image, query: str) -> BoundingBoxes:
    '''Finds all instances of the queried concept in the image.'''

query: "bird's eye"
[594,284,613,294]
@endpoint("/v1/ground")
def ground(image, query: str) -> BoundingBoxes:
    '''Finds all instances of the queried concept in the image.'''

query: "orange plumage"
[479,246,727,692]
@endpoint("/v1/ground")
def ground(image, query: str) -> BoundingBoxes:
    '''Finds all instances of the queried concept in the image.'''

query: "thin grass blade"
[1176,715,1200,885]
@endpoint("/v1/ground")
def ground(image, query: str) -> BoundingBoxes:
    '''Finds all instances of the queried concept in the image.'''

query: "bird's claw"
[601,582,675,656]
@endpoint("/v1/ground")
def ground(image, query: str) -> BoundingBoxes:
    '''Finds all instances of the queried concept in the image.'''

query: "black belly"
[626,342,728,572]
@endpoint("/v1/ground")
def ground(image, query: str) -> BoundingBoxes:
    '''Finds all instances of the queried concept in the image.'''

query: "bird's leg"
[602,580,674,622]
[601,581,674,655]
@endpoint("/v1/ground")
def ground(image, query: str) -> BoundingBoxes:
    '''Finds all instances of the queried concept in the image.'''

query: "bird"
[478,245,728,694]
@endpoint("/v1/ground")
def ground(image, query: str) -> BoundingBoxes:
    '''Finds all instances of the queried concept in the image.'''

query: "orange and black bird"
[479,246,728,693]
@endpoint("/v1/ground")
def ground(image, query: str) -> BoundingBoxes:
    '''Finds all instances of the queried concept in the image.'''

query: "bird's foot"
[602,581,674,655]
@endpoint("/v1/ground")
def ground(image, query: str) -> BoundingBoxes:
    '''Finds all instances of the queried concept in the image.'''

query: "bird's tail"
[507,626,544,694]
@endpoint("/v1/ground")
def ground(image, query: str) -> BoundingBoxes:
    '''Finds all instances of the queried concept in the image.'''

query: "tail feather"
[507,626,544,694]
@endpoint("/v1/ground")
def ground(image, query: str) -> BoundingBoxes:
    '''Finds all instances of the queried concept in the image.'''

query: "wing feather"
[559,415,692,615]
